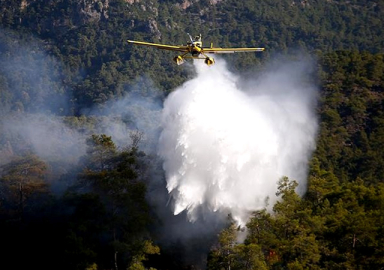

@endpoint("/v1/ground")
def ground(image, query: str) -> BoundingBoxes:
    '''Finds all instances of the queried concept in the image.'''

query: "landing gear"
[172,53,215,66]
[173,52,189,65]
[173,55,185,65]
[204,57,215,66]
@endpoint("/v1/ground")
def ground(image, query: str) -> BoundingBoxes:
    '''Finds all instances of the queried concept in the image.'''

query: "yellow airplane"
[127,34,265,66]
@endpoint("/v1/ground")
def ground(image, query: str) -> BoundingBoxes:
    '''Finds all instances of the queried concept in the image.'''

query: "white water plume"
[158,58,318,226]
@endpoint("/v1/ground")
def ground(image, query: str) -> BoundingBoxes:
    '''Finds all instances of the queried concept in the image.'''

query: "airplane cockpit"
[194,34,202,47]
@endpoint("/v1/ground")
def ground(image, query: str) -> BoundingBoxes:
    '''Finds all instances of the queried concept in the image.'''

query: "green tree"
[127,240,160,270]
[75,134,154,269]
[83,134,117,171]
[273,177,321,269]
[0,154,49,220]
[232,243,267,270]
[207,221,238,270]
[245,177,323,269]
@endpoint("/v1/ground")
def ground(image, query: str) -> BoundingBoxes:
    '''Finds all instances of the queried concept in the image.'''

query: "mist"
[158,57,318,227]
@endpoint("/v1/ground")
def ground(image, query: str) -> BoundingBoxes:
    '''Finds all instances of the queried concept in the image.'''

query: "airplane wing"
[127,40,188,52]
[202,47,265,54]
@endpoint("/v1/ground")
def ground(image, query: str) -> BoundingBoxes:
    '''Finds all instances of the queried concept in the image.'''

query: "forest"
[1,0,384,269]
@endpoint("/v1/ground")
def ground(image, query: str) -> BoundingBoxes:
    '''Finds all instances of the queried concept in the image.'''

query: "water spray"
[158,58,318,226]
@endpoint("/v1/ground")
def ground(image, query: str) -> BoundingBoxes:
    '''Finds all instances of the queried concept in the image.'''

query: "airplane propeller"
[187,33,194,44]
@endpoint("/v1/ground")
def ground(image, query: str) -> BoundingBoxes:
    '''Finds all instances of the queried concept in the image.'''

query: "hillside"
[1,0,384,269]
[1,0,383,112]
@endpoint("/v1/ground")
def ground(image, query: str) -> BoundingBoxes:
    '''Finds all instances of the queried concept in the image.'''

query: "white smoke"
[158,58,318,226]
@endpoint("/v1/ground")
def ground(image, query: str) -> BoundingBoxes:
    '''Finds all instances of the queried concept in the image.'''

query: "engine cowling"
[204,57,215,66]
[173,56,185,65]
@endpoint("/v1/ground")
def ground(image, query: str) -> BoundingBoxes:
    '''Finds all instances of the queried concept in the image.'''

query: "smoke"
[0,29,70,115]
[96,76,164,153]
[158,57,318,227]
[2,114,86,163]
[0,28,164,194]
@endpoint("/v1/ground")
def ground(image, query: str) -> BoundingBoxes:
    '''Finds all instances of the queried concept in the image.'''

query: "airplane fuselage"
[190,46,202,57]
[187,42,203,57]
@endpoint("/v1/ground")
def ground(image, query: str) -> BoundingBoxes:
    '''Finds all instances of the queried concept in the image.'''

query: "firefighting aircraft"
[127,33,265,66]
